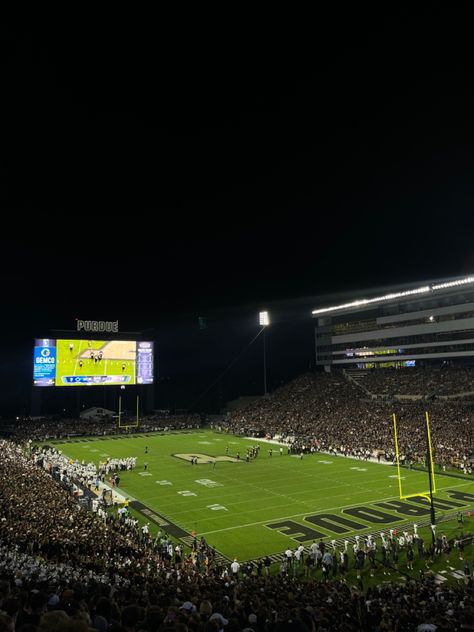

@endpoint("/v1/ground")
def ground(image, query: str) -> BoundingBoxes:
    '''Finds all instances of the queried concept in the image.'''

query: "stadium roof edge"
[311,274,474,316]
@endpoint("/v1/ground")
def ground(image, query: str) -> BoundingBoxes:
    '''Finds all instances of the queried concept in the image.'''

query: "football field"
[49,430,474,561]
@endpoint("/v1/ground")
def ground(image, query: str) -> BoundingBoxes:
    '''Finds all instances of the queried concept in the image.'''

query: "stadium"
[0,273,474,631]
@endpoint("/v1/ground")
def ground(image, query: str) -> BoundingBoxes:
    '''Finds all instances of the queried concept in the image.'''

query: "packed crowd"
[359,365,474,398]
[10,413,202,442]
[217,372,474,469]
[0,373,474,629]
[1,567,473,632]
[0,435,473,631]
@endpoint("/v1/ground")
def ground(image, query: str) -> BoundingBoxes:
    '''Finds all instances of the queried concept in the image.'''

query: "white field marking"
[139,472,152,477]
[350,467,368,472]
[197,479,474,536]
[136,484,461,525]
[156,480,173,485]
[72,339,84,376]
[100,453,109,457]
[90,449,99,452]
[389,475,406,479]
[317,460,333,464]
[207,504,228,511]
[159,466,415,504]
[177,490,197,497]
[145,479,430,519]
[235,462,435,491]
[195,479,223,488]
[198,441,212,445]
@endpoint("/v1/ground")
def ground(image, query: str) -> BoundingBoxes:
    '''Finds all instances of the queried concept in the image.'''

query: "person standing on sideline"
[264,555,271,575]
[231,558,240,578]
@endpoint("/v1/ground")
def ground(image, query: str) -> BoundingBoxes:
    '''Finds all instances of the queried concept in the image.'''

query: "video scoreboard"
[33,338,154,387]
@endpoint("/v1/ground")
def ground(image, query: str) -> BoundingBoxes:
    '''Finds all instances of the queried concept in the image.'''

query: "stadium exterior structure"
[312,273,474,369]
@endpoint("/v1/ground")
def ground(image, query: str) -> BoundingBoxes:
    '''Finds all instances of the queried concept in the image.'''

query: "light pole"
[259,311,270,396]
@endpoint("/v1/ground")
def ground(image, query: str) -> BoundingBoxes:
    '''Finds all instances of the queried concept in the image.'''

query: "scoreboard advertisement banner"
[33,339,57,386]
[33,339,154,387]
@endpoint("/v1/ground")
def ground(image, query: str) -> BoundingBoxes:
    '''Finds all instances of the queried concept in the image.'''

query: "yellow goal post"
[118,394,140,429]
[392,411,436,501]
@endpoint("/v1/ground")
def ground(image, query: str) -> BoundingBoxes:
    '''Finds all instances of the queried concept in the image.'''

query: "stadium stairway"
[343,368,374,397]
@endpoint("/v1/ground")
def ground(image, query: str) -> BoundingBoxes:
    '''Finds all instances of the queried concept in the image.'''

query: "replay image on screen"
[33,339,153,386]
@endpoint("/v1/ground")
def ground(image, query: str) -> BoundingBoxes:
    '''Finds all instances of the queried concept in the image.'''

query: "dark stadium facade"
[313,274,474,368]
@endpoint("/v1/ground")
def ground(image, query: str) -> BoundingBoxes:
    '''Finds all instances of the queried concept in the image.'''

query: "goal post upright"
[425,410,436,493]
[392,412,437,519]
[117,393,139,430]
[392,413,404,500]
[425,410,436,529]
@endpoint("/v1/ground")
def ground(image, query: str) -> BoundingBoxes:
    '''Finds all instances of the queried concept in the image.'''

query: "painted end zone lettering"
[267,521,326,541]
[344,506,402,524]
[409,496,465,510]
[376,501,430,517]
[447,490,474,502]
[305,513,366,534]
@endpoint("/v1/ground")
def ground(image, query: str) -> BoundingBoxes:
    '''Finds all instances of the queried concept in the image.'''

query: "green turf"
[48,430,474,561]
[55,339,135,386]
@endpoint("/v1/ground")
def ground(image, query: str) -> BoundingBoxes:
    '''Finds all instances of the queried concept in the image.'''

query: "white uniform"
[231,560,240,575]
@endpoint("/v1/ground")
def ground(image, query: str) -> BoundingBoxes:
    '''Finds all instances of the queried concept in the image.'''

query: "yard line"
[198,479,474,536]
[147,482,465,522]
[73,339,84,376]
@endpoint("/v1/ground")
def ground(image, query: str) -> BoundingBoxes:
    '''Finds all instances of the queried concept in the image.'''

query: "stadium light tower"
[259,311,270,396]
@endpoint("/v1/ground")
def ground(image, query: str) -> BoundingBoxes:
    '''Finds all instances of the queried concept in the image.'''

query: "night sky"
[1,18,474,414]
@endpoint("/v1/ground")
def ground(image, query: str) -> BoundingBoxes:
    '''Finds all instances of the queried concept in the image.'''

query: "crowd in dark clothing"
[359,365,474,398]
[1,369,474,629]
[217,372,474,469]
[9,413,202,442]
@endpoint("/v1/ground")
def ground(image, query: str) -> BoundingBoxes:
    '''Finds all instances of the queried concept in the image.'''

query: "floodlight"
[259,311,270,326]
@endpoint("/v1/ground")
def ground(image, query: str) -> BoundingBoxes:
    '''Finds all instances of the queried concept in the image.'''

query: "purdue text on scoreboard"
[76,320,119,333]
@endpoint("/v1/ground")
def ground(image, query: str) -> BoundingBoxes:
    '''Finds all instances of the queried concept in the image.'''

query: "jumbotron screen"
[33,339,154,387]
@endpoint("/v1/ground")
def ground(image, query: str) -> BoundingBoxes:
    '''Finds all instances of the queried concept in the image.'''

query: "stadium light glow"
[259,311,270,326]
[312,274,474,315]
[312,286,431,315]
[431,276,474,290]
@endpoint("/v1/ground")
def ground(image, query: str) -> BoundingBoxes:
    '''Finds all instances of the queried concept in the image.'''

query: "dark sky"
[1,16,474,414]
